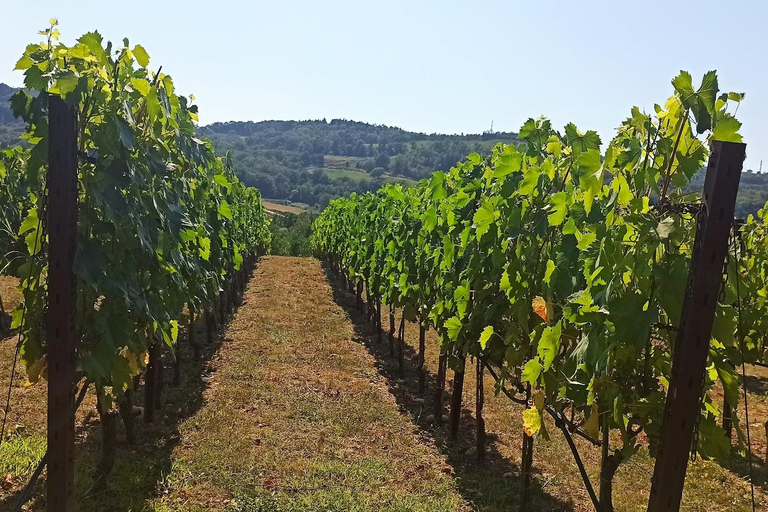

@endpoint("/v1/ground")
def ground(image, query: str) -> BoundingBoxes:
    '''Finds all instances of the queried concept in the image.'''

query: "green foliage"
[269,212,316,257]
[312,71,759,470]
[6,23,270,399]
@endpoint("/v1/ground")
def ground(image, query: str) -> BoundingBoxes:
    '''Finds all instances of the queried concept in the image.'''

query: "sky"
[2,0,766,171]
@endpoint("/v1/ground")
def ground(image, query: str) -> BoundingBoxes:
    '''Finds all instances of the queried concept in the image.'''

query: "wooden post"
[647,141,745,512]
[46,95,79,512]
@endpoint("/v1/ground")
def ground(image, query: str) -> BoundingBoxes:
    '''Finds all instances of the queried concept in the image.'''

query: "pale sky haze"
[2,0,766,170]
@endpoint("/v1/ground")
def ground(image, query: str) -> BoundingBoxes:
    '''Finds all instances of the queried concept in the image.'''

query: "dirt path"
[152,257,464,511]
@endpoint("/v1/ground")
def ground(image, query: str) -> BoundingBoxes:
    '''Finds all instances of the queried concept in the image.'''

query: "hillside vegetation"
[199,119,514,207]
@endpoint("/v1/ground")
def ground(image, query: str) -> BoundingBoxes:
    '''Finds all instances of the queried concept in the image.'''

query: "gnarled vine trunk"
[449,354,465,441]
[599,417,623,512]
[476,358,485,461]
[144,343,158,423]
[435,353,447,426]
[388,306,395,356]
[96,390,118,488]
[398,315,405,377]
[118,388,136,445]
[418,323,426,393]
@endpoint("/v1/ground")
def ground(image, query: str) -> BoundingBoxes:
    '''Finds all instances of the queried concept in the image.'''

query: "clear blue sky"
[2,0,766,171]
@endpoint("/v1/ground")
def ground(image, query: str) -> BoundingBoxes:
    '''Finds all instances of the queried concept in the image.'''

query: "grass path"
[1,256,767,511]
[153,256,463,511]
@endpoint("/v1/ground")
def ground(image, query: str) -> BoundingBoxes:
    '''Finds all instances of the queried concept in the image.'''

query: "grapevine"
[312,70,753,505]
[2,22,270,479]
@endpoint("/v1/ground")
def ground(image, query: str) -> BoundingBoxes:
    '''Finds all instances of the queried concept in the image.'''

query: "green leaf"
[516,166,541,196]
[78,32,106,63]
[132,45,150,68]
[131,78,151,96]
[565,123,601,156]
[492,152,523,178]
[219,200,233,220]
[543,260,556,284]
[55,70,80,97]
[537,322,562,371]
[73,241,106,288]
[711,113,742,143]
[479,326,493,350]
[18,208,38,237]
[445,316,462,341]
[695,413,730,462]
[199,236,211,260]
[548,192,567,226]
[24,65,48,90]
[473,200,496,238]
[423,207,437,232]
[576,230,597,251]
[500,271,511,292]
[672,70,718,134]
[215,174,231,192]
[521,358,541,384]
[116,117,134,149]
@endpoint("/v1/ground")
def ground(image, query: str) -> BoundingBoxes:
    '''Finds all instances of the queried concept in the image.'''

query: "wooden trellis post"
[46,95,79,512]
[647,141,745,511]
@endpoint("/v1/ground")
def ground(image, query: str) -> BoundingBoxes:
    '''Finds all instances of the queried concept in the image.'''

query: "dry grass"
[152,257,463,511]
[262,201,306,215]
[0,276,21,326]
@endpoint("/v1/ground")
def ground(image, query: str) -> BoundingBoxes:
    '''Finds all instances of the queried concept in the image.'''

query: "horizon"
[2,1,766,171]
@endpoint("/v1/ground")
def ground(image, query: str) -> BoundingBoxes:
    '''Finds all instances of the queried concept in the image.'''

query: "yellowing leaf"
[532,296,547,322]
[523,407,541,437]
[583,403,600,439]
[26,355,47,385]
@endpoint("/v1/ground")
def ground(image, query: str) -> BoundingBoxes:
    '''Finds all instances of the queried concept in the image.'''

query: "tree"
[374,153,390,169]
[371,167,385,178]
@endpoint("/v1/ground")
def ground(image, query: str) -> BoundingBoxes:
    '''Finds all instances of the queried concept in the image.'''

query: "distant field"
[322,155,360,168]
[313,167,416,186]
[322,167,373,182]
[262,201,306,215]
[384,175,417,185]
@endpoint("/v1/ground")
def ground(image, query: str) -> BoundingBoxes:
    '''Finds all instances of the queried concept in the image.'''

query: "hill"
[0,84,23,147]
[197,119,516,207]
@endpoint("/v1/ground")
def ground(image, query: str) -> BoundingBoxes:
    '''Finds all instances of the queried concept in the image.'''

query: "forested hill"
[197,119,516,207]
[0,83,23,146]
